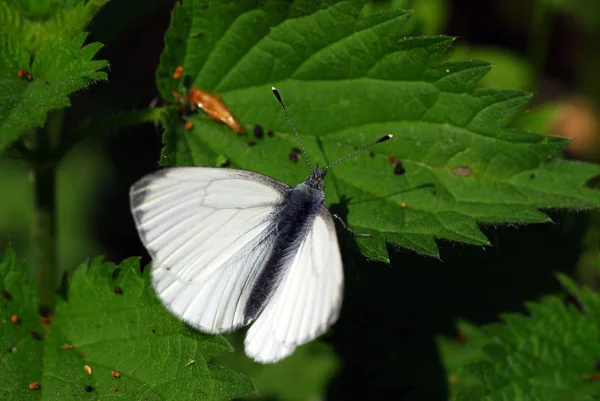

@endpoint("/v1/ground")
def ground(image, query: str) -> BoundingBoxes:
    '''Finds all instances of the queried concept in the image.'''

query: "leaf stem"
[33,156,57,313]
[31,110,63,313]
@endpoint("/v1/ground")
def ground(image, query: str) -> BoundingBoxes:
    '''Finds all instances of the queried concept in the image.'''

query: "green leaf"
[446,44,535,90]
[368,0,448,35]
[220,335,339,401]
[449,278,600,401]
[0,247,255,400]
[437,320,491,387]
[156,0,600,261]
[0,33,109,152]
[513,102,559,136]
[0,0,109,53]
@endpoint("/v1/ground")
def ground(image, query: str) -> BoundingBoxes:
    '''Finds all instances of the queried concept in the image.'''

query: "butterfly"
[130,88,391,363]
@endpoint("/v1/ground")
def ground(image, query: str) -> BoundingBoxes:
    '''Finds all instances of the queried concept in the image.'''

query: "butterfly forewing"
[130,167,289,333]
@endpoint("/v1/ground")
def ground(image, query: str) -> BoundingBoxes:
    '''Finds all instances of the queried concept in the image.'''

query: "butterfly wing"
[130,167,290,333]
[244,206,343,363]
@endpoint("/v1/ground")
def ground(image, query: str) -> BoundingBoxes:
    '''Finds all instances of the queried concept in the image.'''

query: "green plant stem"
[33,160,57,313]
[31,110,63,313]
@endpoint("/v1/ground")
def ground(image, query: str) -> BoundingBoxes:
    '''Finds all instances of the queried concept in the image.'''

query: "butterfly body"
[244,169,327,323]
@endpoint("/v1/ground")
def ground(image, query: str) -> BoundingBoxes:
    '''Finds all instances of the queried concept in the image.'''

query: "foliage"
[0,247,255,400]
[0,0,109,152]
[447,45,535,91]
[437,275,600,400]
[156,0,600,261]
[220,336,339,401]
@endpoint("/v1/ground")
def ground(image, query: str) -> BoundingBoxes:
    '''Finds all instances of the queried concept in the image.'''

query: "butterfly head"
[271,87,392,191]
[305,166,327,189]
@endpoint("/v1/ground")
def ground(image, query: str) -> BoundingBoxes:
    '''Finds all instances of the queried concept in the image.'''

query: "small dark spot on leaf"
[369,151,375,158]
[112,370,121,378]
[29,382,40,390]
[39,305,51,317]
[248,141,257,147]
[80,352,86,358]
[114,286,123,295]
[595,360,600,371]
[152,329,156,333]
[253,124,263,138]
[455,333,465,344]
[289,153,298,163]
[27,74,33,81]
[452,166,472,177]
[530,173,535,179]
[201,3,209,9]
[2,289,12,300]
[31,331,42,340]
[291,147,301,155]
[387,155,395,163]
[113,387,119,392]
[267,129,274,137]
[84,385,94,392]
[393,161,405,175]
[7,347,15,353]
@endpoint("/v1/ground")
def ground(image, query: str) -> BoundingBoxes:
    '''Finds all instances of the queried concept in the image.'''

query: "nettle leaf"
[449,278,600,401]
[0,32,109,152]
[0,248,255,400]
[0,0,109,53]
[437,320,491,388]
[156,0,600,261]
[220,336,339,401]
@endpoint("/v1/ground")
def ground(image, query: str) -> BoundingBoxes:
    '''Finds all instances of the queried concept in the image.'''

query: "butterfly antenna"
[324,134,393,170]
[272,87,313,173]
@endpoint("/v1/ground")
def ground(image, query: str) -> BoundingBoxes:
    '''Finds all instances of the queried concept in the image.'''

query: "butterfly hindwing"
[244,206,343,362]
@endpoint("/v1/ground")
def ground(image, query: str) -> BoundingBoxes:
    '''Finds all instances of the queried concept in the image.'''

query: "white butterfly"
[130,88,392,363]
